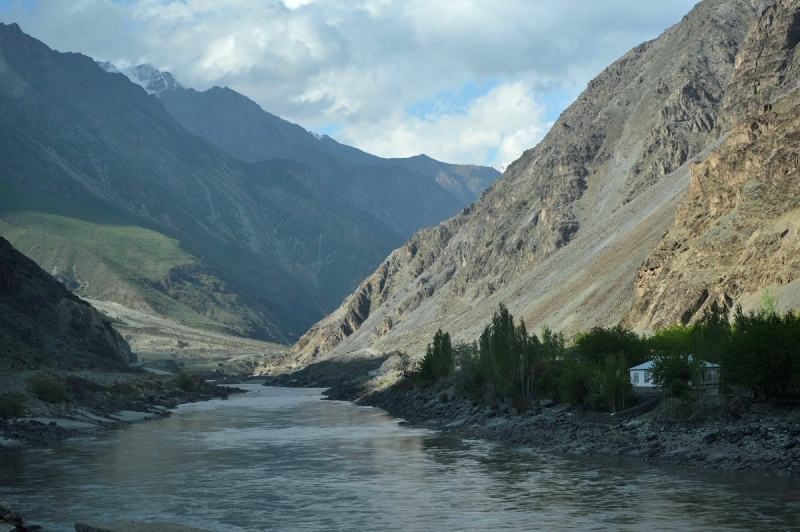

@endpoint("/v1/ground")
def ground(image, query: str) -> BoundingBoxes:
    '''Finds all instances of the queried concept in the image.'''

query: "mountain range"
[101,62,499,238]
[279,0,800,370]
[0,22,498,346]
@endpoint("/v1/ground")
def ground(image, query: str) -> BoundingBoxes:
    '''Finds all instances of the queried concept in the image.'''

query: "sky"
[0,0,699,168]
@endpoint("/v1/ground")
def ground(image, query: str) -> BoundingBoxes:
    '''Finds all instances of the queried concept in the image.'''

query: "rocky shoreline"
[0,371,244,454]
[311,376,800,476]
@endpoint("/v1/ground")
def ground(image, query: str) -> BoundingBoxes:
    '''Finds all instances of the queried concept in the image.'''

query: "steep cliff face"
[275,0,764,369]
[625,0,800,330]
[720,0,800,126]
[0,237,134,371]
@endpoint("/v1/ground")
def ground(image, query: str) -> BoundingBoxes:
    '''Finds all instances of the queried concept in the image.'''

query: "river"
[1,385,798,531]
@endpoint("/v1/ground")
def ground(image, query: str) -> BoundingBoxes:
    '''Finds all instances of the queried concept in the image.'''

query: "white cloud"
[0,0,699,165]
[338,80,550,167]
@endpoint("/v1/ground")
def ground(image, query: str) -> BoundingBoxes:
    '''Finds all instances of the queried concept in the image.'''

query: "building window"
[644,371,651,383]
[634,373,639,384]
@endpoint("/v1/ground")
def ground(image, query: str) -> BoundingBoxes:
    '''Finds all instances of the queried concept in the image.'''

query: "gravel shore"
[345,385,800,476]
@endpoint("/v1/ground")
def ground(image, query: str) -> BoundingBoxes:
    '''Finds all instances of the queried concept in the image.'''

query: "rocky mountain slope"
[276,0,771,369]
[0,237,133,371]
[625,0,800,330]
[0,22,403,343]
[111,65,498,238]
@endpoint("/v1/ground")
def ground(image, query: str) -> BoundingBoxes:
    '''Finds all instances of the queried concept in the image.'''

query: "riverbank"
[354,386,799,476]
[265,363,800,476]
[0,370,244,453]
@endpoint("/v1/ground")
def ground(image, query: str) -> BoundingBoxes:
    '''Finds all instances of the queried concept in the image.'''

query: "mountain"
[0,236,134,371]
[0,22,403,343]
[625,0,800,330]
[108,65,499,238]
[277,0,774,369]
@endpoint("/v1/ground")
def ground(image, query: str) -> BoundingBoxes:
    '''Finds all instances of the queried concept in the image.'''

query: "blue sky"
[0,0,700,167]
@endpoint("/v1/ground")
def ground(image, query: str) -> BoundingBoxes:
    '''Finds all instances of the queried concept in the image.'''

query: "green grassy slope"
[0,180,277,338]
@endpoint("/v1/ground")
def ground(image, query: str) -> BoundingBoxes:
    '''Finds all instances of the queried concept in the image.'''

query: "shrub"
[26,375,68,403]
[65,376,108,399]
[174,373,197,390]
[0,392,26,420]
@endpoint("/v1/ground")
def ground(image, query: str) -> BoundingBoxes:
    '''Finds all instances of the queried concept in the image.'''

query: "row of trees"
[405,293,800,411]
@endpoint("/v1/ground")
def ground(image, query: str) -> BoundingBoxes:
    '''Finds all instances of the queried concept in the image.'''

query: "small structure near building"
[629,357,721,389]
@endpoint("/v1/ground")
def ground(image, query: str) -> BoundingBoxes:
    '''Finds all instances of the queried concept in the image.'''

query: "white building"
[629,357,720,388]
[629,360,657,388]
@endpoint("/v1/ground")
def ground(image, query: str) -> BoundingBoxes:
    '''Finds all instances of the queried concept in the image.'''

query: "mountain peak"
[97,61,182,95]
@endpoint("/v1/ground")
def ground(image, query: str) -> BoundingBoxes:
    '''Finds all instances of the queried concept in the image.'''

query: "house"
[629,357,721,389]
[629,360,657,388]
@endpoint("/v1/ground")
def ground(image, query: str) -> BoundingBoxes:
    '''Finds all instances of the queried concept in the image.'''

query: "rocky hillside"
[130,75,499,238]
[0,237,134,371]
[275,0,768,369]
[625,0,800,330]
[0,22,402,343]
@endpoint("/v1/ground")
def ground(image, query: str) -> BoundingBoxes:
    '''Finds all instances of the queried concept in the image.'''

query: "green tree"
[724,304,800,399]
[573,325,647,368]
[417,329,454,386]
[650,354,700,398]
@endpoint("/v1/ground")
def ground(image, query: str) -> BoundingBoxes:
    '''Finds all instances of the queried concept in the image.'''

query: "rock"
[0,501,11,518]
[646,434,658,442]
[703,433,717,444]
[783,439,798,450]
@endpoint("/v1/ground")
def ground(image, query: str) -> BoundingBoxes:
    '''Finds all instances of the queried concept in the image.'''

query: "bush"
[65,376,108,399]
[174,373,198,390]
[26,375,68,403]
[0,392,26,420]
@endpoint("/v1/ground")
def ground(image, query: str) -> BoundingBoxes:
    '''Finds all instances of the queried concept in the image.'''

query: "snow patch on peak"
[493,151,523,173]
[127,64,183,95]
[96,61,121,74]
[96,61,182,95]
[310,132,323,140]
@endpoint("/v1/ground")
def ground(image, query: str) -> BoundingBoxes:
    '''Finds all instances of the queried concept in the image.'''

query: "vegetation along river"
[2,385,799,531]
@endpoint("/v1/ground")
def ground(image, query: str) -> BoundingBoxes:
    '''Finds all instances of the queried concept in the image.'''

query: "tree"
[417,329,454,386]
[395,350,414,379]
[573,325,647,368]
[650,354,700,398]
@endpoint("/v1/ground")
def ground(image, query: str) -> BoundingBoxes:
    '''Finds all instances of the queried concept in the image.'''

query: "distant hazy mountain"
[0,22,403,343]
[106,64,500,238]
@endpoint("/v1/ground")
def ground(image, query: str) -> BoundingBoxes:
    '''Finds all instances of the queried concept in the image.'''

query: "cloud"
[0,0,699,166]
[338,80,551,167]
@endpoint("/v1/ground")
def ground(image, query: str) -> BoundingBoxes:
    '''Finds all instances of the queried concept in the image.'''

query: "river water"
[1,385,798,531]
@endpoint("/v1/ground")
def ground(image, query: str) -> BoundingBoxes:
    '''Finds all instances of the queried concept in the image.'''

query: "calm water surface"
[1,385,798,531]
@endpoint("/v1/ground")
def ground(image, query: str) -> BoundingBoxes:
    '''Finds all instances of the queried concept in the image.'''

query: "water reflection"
[1,386,798,531]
